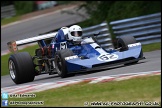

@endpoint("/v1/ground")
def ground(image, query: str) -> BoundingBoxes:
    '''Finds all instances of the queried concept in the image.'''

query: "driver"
[42,25,83,55]
[37,25,83,71]
[53,25,83,45]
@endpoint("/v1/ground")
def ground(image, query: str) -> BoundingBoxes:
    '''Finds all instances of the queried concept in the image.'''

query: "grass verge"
[142,42,161,52]
[6,75,161,107]
[1,42,161,76]
[1,16,21,26]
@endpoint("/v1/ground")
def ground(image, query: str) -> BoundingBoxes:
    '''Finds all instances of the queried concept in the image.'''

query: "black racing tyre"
[117,36,143,65]
[8,52,35,84]
[55,49,74,78]
[117,36,137,51]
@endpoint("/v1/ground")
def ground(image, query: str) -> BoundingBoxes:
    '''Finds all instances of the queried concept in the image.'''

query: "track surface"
[1,50,161,88]
[1,5,88,52]
[1,4,161,89]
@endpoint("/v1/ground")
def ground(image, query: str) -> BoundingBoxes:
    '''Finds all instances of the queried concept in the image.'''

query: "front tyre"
[8,52,35,84]
[55,49,74,78]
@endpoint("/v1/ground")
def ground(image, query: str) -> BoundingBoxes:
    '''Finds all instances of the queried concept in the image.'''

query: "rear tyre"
[8,52,35,84]
[55,49,75,78]
[117,36,143,65]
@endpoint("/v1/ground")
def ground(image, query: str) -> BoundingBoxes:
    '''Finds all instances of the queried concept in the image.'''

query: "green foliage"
[1,15,20,26]
[142,42,161,52]
[107,1,161,22]
[77,1,161,40]
[79,1,115,25]
[78,1,161,26]
[14,1,34,15]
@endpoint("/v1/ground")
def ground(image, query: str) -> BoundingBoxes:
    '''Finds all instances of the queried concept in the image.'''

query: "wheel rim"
[55,56,62,75]
[9,60,16,79]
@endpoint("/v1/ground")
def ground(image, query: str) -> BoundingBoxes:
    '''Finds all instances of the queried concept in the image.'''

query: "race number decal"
[97,53,118,62]
[60,42,67,50]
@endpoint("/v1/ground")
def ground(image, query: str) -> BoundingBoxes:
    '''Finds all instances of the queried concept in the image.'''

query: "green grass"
[1,42,161,76]
[6,75,161,107]
[142,42,161,52]
[1,16,21,26]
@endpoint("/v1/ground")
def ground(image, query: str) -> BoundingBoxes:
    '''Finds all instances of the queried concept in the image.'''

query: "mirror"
[93,32,100,36]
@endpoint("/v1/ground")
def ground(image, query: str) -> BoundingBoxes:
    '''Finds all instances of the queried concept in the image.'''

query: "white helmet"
[68,25,83,44]
[61,27,69,36]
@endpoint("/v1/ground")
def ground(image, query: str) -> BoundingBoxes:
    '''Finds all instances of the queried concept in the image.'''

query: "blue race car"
[7,29,145,84]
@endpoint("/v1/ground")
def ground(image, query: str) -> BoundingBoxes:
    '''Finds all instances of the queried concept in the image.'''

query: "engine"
[35,46,52,58]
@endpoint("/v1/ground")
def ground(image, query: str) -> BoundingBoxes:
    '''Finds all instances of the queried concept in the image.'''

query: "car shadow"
[34,61,147,81]
[34,74,59,81]
[74,61,147,76]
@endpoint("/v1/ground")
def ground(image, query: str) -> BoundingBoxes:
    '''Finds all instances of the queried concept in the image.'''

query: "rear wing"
[7,32,57,53]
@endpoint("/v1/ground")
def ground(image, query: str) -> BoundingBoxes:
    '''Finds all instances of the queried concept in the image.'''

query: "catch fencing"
[82,21,114,50]
[7,12,161,54]
[1,5,16,19]
[40,12,161,49]
[110,12,161,45]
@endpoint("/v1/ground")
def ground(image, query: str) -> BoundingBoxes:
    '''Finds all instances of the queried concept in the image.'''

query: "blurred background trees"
[14,1,35,15]
[1,1,160,23]
[77,1,161,27]
[1,1,161,46]
[1,1,161,26]
[1,1,68,15]
[76,1,161,42]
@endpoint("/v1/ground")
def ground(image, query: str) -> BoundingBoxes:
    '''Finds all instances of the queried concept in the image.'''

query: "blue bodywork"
[65,43,142,73]
[41,29,143,73]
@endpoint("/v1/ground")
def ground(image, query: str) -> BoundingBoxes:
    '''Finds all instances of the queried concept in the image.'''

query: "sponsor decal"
[128,43,141,48]
[65,55,78,60]
[97,53,118,61]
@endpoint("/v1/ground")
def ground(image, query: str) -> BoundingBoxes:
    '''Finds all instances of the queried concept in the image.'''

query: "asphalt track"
[1,5,88,53]
[1,50,161,88]
[1,5,161,89]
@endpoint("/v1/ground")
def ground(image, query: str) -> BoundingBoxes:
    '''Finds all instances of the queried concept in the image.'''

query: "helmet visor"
[71,31,82,37]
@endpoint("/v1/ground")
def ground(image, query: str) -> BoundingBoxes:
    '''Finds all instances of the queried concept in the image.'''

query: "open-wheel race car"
[7,28,145,84]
